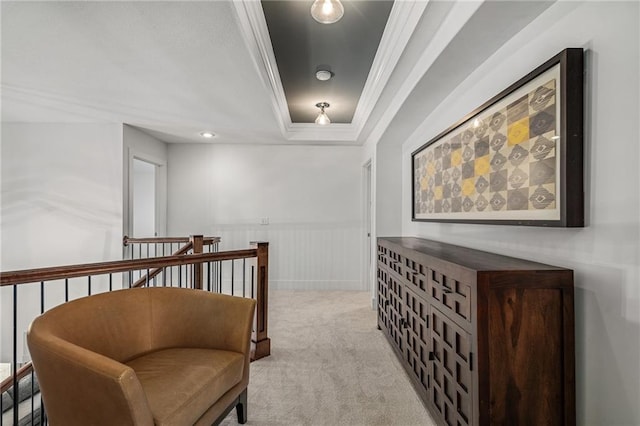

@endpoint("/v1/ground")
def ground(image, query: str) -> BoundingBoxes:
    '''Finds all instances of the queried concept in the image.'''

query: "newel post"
[190,235,204,290]
[252,241,270,360]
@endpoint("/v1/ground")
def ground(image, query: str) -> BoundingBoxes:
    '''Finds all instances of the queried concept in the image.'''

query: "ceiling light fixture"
[315,102,331,125]
[315,69,333,81]
[310,0,344,24]
[199,131,216,138]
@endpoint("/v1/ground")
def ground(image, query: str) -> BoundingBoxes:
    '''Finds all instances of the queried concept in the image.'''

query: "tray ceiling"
[2,1,555,146]
[234,0,428,141]
[262,1,393,124]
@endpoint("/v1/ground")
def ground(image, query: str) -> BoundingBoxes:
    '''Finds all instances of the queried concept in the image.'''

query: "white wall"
[376,142,402,237]
[397,2,639,424]
[1,122,123,363]
[1,123,124,268]
[167,143,364,290]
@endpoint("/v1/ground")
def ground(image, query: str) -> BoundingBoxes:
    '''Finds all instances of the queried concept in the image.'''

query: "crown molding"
[365,0,486,150]
[232,0,291,138]
[351,0,428,137]
[232,0,428,142]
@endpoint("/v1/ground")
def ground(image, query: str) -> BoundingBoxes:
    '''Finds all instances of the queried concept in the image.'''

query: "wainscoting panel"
[211,222,364,291]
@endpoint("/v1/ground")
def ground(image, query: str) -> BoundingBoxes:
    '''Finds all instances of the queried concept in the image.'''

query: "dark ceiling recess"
[261,0,393,124]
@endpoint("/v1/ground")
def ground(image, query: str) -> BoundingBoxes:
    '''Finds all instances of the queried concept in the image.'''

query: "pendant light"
[310,0,344,24]
[315,102,331,125]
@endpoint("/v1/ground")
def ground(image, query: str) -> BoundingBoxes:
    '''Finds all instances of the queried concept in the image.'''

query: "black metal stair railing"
[0,238,269,426]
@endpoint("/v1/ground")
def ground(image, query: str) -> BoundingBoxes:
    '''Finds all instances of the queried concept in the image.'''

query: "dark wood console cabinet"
[377,237,575,426]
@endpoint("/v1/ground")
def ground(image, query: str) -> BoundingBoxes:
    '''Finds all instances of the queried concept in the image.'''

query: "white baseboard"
[270,280,365,291]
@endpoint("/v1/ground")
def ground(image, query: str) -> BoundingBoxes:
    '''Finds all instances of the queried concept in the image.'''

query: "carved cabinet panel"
[376,237,575,426]
[404,287,430,399]
[430,306,472,426]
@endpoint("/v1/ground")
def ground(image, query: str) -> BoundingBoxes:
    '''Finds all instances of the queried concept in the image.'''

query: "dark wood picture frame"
[411,48,584,227]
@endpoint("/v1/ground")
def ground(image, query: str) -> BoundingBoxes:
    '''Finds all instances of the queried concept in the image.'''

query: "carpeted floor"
[220,290,436,426]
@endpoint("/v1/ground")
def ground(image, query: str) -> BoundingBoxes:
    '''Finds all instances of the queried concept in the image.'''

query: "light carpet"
[220,290,436,426]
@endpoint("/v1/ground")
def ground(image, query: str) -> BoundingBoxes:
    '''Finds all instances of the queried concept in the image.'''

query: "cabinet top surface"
[379,237,570,272]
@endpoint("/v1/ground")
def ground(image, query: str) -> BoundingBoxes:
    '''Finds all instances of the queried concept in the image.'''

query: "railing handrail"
[0,248,257,287]
[123,235,221,246]
[1,240,270,424]
[0,362,32,394]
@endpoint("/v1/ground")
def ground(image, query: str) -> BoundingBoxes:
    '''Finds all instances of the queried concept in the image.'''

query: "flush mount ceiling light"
[310,0,344,24]
[315,69,333,81]
[199,131,216,139]
[315,102,331,125]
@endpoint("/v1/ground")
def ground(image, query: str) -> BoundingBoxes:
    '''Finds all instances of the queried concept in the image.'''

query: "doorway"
[132,158,157,238]
[363,160,374,308]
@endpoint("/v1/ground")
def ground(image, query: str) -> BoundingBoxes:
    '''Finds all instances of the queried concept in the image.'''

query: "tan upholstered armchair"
[27,287,256,426]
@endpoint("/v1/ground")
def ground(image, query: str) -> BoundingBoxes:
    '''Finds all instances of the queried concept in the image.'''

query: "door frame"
[362,158,376,309]
[124,147,167,241]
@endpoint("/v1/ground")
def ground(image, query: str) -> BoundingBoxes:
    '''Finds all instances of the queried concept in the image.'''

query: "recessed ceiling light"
[316,70,333,81]
[199,131,216,138]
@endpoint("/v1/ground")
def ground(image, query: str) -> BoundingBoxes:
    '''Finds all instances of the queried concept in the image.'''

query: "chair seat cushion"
[125,348,244,426]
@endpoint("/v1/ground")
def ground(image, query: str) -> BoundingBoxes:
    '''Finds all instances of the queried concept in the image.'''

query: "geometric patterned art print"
[414,68,561,220]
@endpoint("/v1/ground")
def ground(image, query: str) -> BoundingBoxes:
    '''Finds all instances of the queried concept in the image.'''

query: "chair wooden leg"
[236,389,247,424]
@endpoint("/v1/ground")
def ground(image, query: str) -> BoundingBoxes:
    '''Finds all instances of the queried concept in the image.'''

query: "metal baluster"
[65,278,69,302]
[243,259,246,297]
[146,269,150,287]
[207,262,212,292]
[171,244,174,287]
[178,265,182,288]
[12,285,18,426]
[231,259,235,296]
[109,274,113,292]
[40,278,48,423]
[251,265,255,299]
[88,276,92,295]
[211,262,219,291]
[219,261,223,293]
[31,369,34,425]
[163,265,167,288]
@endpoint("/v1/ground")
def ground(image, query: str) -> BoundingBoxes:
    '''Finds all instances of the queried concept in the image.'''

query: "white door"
[132,158,156,237]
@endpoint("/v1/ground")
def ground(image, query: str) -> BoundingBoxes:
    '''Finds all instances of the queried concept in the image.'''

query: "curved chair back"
[28,288,256,425]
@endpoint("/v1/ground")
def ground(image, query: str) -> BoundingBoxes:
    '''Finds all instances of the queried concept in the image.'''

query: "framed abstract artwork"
[412,48,584,227]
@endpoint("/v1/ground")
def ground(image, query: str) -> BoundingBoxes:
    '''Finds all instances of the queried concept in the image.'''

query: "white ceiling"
[1,1,556,146]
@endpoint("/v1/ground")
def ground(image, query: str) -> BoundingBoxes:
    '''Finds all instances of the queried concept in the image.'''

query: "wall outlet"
[260,217,269,225]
